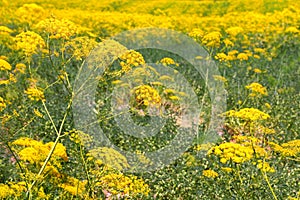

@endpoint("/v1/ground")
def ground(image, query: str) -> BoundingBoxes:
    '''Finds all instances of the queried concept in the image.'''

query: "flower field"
[0,0,299,199]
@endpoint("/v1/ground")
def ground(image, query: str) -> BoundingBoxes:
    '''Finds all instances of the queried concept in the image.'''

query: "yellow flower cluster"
[223,38,234,47]
[201,31,222,47]
[253,68,262,73]
[159,57,179,66]
[88,147,130,170]
[99,173,150,197]
[237,52,249,61]
[285,26,300,34]
[0,26,13,35]
[256,124,275,135]
[12,137,68,170]
[189,28,205,39]
[63,36,98,60]
[245,82,268,96]
[221,167,233,173]
[163,88,183,102]
[0,97,6,111]
[24,87,45,101]
[226,108,270,121]
[213,75,227,83]
[0,58,12,71]
[0,60,17,85]
[194,143,214,151]
[14,63,26,74]
[0,182,26,199]
[134,85,161,107]
[269,140,300,157]
[215,50,246,62]
[254,48,266,54]
[135,150,152,165]
[226,26,244,38]
[58,176,87,196]
[0,184,12,199]
[202,169,219,178]
[255,160,275,173]
[119,50,145,72]
[15,3,46,24]
[14,31,45,57]
[35,16,79,40]
[215,53,229,62]
[208,142,254,164]
[232,135,268,158]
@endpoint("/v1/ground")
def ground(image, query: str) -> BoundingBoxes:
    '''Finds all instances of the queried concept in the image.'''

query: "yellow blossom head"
[35,16,79,40]
[133,85,161,107]
[0,59,11,71]
[245,82,268,96]
[14,31,45,57]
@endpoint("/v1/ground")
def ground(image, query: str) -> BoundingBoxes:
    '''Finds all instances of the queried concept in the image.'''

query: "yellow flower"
[99,173,150,197]
[35,16,79,40]
[88,147,130,170]
[0,97,6,112]
[194,143,214,151]
[9,73,16,83]
[237,53,249,61]
[18,147,42,164]
[189,28,205,39]
[0,59,12,71]
[24,87,45,101]
[62,36,98,60]
[14,63,26,74]
[253,55,260,59]
[119,50,145,72]
[215,53,228,62]
[159,57,179,66]
[37,187,50,199]
[225,108,270,121]
[16,4,46,24]
[12,137,68,169]
[221,167,233,173]
[253,68,262,73]
[228,50,239,56]
[136,150,152,165]
[202,169,219,178]
[276,140,300,157]
[225,26,244,37]
[14,31,45,57]
[0,184,13,199]
[285,27,299,34]
[245,82,268,96]
[0,26,13,35]
[254,48,266,54]
[46,142,68,162]
[59,177,87,196]
[256,160,275,173]
[12,137,42,147]
[223,38,234,47]
[265,103,271,109]
[133,85,161,107]
[202,31,222,47]
[208,142,254,164]
[213,75,227,83]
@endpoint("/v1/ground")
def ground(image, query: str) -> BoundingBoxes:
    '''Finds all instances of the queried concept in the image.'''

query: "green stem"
[26,94,73,199]
[261,170,278,200]
[79,144,91,196]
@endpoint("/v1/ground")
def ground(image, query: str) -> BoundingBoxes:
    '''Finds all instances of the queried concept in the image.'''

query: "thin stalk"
[26,95,73,198]
[261,170,278,200]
